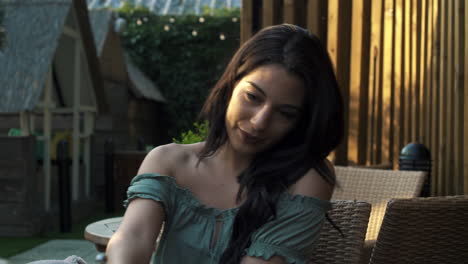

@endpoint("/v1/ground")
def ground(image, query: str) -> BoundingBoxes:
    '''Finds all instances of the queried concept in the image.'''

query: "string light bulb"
[114,17,127,33]
[199,17,205,23]
[192,30,198,36]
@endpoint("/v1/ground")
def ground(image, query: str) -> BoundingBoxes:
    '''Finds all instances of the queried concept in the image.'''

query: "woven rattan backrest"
[369,196,468,264]
[332,166,426,241]
[310,200,371,264]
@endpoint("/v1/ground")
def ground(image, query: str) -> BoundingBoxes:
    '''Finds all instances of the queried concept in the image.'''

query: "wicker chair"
[332,166,426,242]
[310,200,371,264]
[369,196,468,264]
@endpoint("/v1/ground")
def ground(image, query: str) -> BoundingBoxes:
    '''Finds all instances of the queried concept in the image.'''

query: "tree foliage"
[117,3,240,139]
[172,121,209,144]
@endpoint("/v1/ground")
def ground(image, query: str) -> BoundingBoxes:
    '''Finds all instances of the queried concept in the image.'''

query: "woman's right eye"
[245,92,259,102]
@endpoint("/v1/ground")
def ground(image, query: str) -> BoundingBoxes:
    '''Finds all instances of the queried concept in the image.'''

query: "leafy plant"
[117,3,240,139]
[172,121,209,144]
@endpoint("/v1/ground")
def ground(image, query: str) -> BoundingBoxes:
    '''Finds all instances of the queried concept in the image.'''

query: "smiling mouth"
[239,129,263,144]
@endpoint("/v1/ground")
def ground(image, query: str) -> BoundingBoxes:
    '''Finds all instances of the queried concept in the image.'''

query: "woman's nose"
[250,105,271,132]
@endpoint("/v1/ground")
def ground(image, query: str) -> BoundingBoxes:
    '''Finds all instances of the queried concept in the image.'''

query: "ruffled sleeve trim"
[124,173,331,218]
[124,173,239,218]
[280,192,331,212]
[244,241,309,264]
[123,173,175,210]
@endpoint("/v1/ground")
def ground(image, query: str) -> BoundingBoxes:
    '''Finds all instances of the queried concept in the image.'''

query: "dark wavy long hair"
[198,24,344,264]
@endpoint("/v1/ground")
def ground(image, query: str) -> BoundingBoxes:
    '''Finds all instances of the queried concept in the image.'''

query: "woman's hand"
[241,256,286,264]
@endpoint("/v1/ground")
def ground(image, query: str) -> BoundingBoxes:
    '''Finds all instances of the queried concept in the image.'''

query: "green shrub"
[172,121,209,144]
[117,3,240,139]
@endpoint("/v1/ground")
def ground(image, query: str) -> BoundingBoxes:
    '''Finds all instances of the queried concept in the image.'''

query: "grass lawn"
[0,208,124,258]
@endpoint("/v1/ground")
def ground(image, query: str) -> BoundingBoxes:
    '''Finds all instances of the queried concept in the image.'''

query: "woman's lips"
[239,128,262,144]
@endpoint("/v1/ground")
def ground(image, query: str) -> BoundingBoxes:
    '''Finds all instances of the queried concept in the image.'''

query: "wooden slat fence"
[241,0,468,196]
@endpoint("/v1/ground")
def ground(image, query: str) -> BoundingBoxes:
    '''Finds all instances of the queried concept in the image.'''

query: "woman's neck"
[215,142,254,176]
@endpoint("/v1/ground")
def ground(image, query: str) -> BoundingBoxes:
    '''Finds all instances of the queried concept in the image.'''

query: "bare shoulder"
[137,142,204,176]
[289,159,335,200]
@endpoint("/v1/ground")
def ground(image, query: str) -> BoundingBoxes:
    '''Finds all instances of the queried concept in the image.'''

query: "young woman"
[106,24,344,264]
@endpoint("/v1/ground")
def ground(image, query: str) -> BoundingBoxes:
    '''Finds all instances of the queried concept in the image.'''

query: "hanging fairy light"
[219,33,226,40]
[192,30,198,37]
[232,17,238,22]
[164,25,170,31]
[114,17,127,33]
[199,17,205,23]
[136,19,142,25]
[169,17,176,23]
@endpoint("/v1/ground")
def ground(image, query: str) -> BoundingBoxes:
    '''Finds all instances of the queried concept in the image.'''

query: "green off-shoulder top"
[124,173,331,264]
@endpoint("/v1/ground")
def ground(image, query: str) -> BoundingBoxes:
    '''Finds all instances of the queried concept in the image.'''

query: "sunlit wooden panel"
[283,0,306,27]
[464,0,468,194]
[381,0,395,164]
[437,0,448,196]
[327,0,352,165]
[393,0,405,169]
[424,0,435,195]
[366,0,383,165]
[326,0,338,72]
[262,0,281,27]
[443,0,455,195]
[241,0,254,43]
[410,0,420,141]
[403,0,412,154]
[419,0,428,144]
[453,0,465,194]
[423,0,433,153]
[348,0,371,165]
[307,0,328,42]
[430,0,440,196]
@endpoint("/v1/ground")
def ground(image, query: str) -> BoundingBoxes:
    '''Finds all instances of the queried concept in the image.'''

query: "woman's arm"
[106,145,175,264]
[106,198,164,264]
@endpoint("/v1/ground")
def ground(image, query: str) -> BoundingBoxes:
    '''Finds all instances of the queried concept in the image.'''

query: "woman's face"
[225,64,305,156]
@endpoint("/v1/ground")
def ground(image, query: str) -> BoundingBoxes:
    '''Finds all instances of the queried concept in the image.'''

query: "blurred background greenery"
[118,3,240,140]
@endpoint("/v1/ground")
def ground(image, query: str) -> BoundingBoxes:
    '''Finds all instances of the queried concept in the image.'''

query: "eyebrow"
[246,81,266,96]
[246,81,303,112]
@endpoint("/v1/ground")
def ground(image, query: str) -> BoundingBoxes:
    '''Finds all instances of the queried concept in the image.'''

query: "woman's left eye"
[279,111,298,120]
